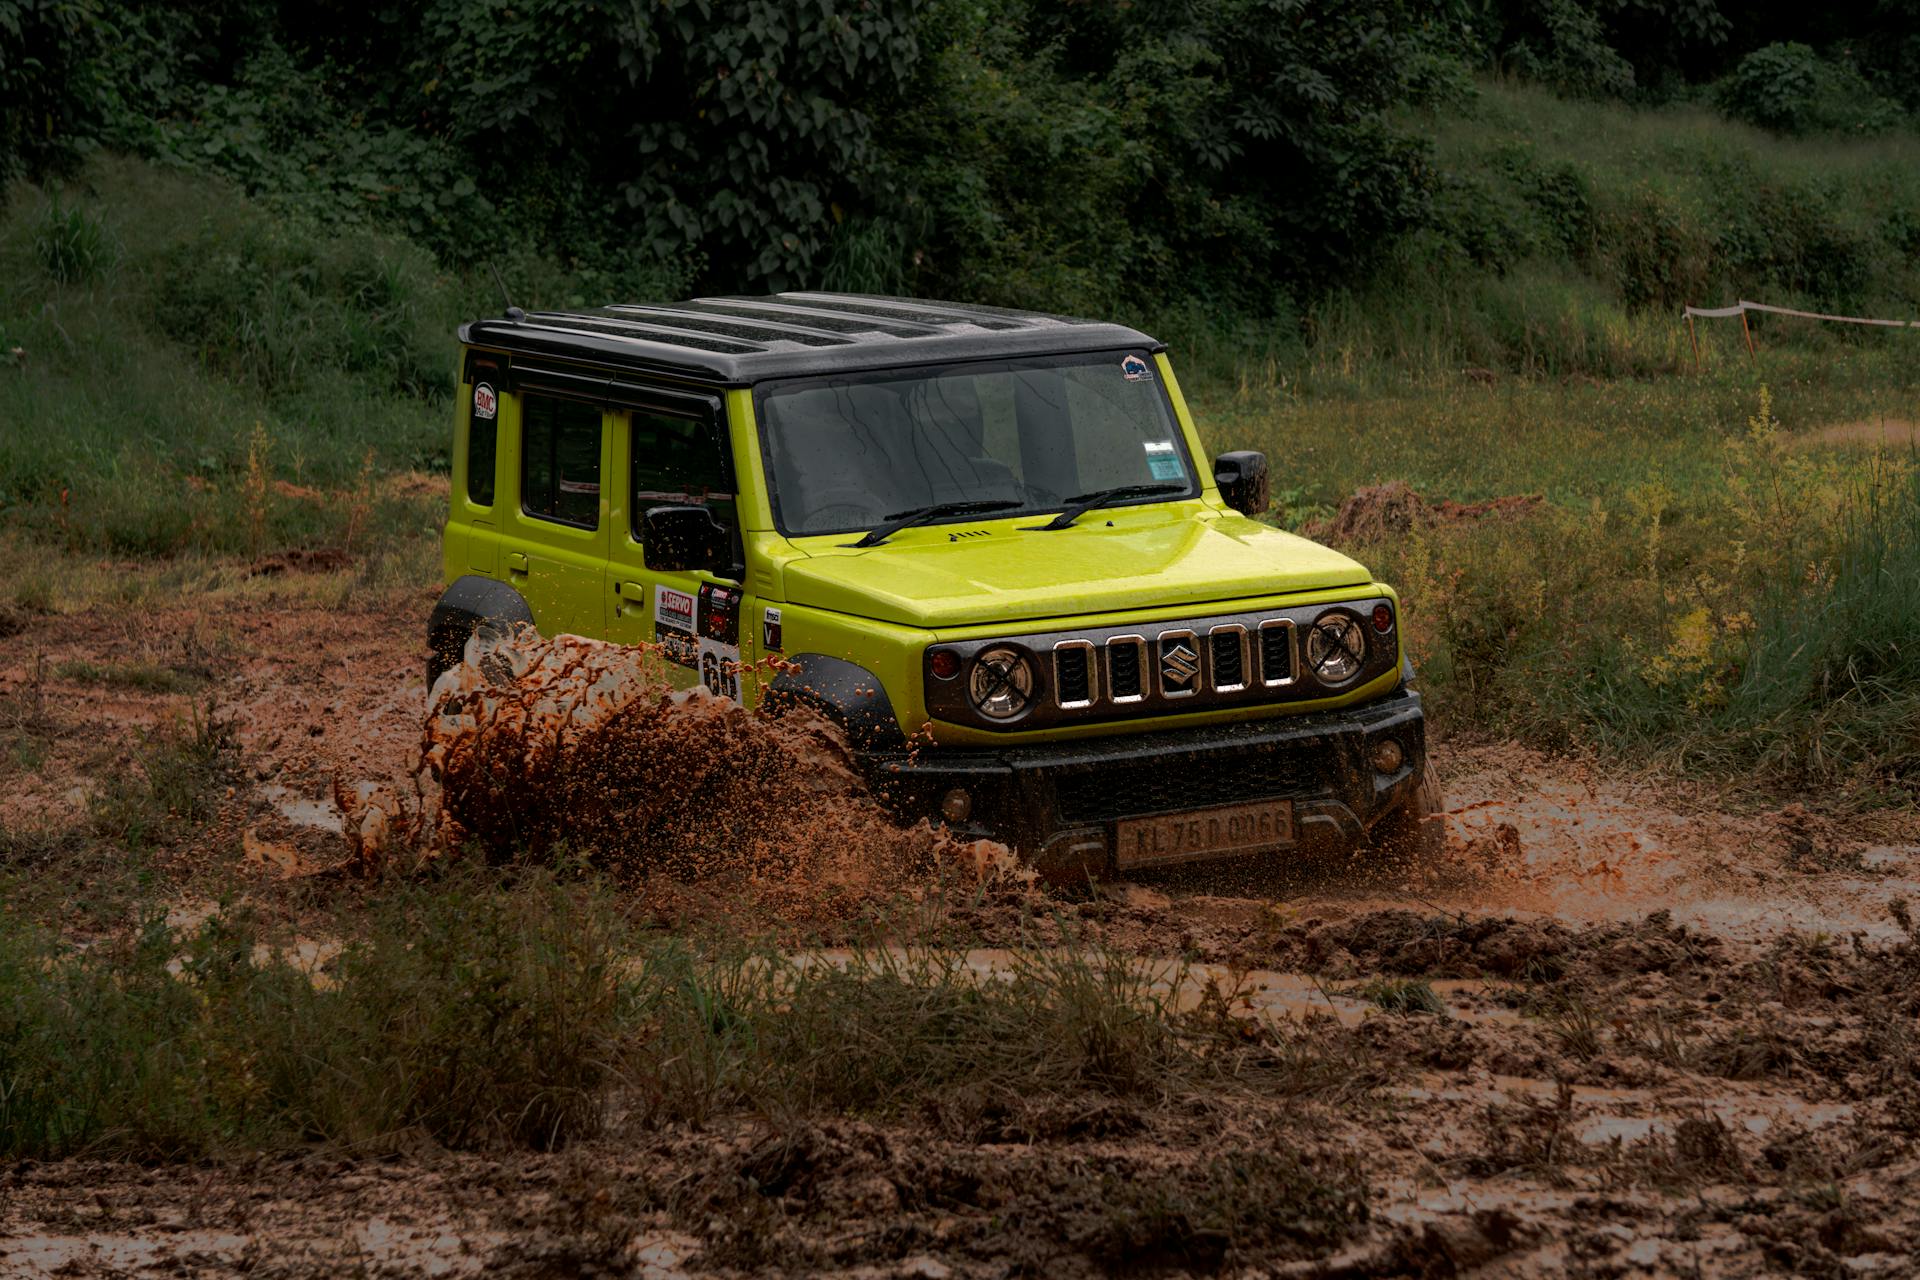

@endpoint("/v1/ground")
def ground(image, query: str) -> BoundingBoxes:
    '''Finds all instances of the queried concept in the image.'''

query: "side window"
[467,388,498,506]
[522,394,603,528]
[631,410,736,541]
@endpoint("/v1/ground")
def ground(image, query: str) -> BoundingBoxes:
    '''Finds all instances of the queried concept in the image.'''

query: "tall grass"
[0,156,661,561]
[1719,461,1920,787]
[0,869,1319,1160]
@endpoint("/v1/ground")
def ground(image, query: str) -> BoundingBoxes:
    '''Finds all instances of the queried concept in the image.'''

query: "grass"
[1193,367,1920,800]
[52,658,203,693]
[1348,977,1448,1017]
[86,700,242,850]
[0,869,1362,1160]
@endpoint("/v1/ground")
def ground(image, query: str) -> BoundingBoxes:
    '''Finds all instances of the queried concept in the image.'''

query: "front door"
[603,395,755,704]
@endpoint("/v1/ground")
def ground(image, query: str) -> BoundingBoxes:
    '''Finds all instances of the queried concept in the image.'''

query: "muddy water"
[1424,749,1920,943]
[800,946,1525,1026]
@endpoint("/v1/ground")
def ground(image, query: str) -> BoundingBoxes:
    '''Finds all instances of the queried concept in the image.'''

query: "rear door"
[602,392,752,701]
[502,389,609,637]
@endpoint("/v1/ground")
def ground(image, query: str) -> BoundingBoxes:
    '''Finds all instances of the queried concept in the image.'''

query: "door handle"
[505,552,529,574]
[617,580,649,602]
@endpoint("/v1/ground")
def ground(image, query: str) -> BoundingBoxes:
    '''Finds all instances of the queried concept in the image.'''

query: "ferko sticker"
[1120,354,1153,382]
[472,382,498,420]
[761,606,783,652]
[696,584,744,702]
[698,584,740,645]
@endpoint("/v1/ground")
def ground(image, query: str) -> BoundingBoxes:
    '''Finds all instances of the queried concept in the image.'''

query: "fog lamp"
[941,788,973,823]
[1370,738,1405,775]
[930,649,962,680]
[1372,602,1395,634]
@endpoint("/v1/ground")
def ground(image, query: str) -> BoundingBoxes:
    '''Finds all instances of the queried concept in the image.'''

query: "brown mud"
[1302,481,1546,545]
[4,593,1919,1277]
[1804,418,1920,450]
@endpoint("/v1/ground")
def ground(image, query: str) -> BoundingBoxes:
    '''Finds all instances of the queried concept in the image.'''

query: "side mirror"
[642,505,729,574]
[1213,450,1270,517]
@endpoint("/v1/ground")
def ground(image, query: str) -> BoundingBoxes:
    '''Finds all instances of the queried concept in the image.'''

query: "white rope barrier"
[1683,299,1920,329]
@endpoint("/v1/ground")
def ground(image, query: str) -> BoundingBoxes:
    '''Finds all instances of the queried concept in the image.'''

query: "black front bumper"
[863,687,1427,877]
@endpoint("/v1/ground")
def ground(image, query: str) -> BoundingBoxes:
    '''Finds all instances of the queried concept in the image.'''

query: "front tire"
[1368,760,1445,863]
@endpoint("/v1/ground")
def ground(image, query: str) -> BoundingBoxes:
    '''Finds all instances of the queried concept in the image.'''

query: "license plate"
[1114,800,1294,870]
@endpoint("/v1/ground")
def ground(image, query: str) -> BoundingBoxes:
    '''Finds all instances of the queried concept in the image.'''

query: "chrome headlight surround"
[968,645,1036,720]
[1304,610,1368,686]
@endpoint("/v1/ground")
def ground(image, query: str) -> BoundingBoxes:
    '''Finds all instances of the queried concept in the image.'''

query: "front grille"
[1108,639,1144,699]
[1054,645,1091,706]
[1052,748,1320,824]
[1260,623,1294,685]
[921,597,1395,731]
[1210,629,1245,689]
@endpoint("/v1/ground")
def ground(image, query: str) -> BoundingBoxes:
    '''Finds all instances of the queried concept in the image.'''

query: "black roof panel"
[459,292,1163,386]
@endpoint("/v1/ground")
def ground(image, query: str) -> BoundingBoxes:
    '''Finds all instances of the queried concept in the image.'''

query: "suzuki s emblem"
[1160,638,1200,692]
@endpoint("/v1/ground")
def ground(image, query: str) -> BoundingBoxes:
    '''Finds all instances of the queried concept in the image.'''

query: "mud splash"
[1305,480,1544,545]
[339,625,1023,917]
[1430,745,1920,942]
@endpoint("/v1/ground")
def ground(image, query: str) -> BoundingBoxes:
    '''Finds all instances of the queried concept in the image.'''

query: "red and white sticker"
[655,585,695,630]
[473,382,498,419]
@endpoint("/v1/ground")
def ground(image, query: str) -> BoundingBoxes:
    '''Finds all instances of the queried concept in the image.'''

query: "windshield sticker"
[472,382,497,420]
[1144,441,1184,481]
[1120,354,1153,382]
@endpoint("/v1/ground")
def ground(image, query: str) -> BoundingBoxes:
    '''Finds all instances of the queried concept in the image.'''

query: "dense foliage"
[2,0,1918,317]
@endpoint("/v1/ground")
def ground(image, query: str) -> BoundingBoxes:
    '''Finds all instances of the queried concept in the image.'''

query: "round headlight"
[1306,611,1367,685]
[968,646,1035,720]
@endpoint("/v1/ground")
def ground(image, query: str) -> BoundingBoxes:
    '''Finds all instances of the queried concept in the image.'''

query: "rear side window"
[467,387,498,506]
[522,394,603,528]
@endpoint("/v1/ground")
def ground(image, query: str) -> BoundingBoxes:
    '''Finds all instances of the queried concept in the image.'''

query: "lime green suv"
[430,293,1436,876]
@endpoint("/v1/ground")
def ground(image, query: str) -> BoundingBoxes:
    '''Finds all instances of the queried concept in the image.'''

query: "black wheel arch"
[762,653,906,750]
[427,574,535,688]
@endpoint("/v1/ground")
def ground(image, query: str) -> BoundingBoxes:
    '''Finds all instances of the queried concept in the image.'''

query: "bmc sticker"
[473,382,498,420]
[1120,354,1153,382]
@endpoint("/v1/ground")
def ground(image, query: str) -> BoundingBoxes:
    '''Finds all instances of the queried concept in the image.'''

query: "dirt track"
[3,590,1918,1277]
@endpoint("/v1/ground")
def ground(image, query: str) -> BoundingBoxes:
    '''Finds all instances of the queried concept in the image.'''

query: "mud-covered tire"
[1367,760,1445,863]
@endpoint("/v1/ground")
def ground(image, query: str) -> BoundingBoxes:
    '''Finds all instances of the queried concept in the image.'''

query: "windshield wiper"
[848,500,1024,548]
[1026,483,1187,531]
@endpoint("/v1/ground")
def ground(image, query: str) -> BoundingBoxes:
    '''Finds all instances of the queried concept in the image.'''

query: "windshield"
[754,350,1198,537]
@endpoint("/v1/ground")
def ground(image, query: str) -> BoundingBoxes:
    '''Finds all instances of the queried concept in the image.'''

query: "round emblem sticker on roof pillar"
[1121,354,1153,382]
[473,382,497,420]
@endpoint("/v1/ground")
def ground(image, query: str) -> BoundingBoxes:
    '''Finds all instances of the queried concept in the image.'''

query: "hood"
[780,507,1373,629]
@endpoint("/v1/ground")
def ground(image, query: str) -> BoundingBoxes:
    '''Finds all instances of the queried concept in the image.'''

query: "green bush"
[1717,43,1905,136]
[0,0,109,188]
[151,219,447,400]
